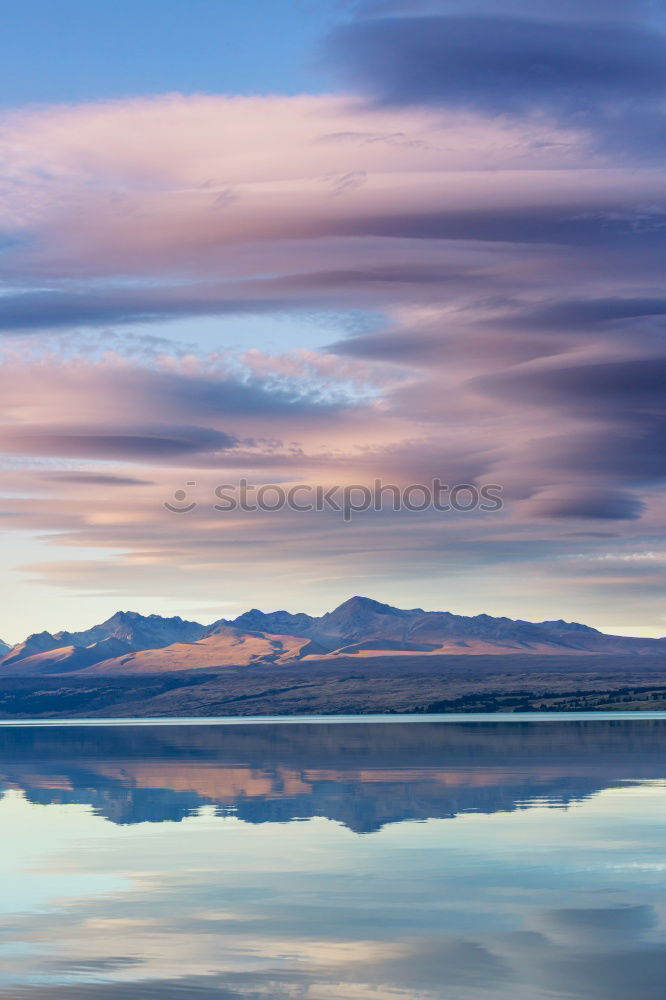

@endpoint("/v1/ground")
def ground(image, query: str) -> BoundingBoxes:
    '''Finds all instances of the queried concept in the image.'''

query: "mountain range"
[1,596,665,676]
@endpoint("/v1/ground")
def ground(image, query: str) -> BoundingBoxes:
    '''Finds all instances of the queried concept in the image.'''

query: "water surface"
[0,716,664,998]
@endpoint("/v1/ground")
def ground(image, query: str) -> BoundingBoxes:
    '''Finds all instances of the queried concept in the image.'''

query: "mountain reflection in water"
[0,718,664,829]
[0,718,664,1000]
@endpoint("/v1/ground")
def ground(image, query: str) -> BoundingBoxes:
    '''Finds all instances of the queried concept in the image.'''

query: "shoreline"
[2,709,666,727]
[2,655,666,719]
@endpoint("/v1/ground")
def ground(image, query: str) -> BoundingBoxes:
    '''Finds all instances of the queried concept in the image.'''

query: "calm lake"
[0,714,664,998]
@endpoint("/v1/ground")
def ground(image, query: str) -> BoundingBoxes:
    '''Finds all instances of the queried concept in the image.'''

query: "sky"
[2,0,666,641]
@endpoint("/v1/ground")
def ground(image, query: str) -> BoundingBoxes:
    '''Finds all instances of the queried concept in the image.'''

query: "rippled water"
[0,714,664,998]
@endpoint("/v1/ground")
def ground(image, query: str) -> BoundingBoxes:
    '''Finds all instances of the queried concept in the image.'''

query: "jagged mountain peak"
[540,619,600,634]
[105,610,138,622]
[327,596,423,619]
[3,610,207,670]
[224,608,317,639]
[103,610,190,626]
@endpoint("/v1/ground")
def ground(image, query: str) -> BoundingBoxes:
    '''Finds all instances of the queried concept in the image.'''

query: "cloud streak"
[327,11,666,154]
